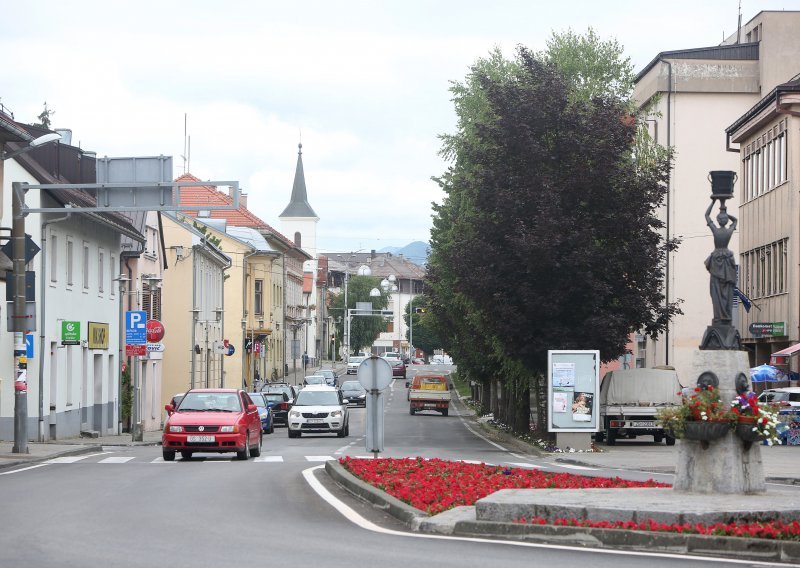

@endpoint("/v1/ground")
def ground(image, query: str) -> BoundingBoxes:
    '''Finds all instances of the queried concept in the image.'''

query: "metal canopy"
[17,180,240,213]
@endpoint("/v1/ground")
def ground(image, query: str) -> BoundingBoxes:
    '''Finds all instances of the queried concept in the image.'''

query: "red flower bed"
[339,456,669,515]
[514,516,800,541]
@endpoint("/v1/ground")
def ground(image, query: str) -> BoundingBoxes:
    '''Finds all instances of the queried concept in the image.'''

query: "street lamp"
[5,132,62,454]
[112,274,131,436]
[380,274,398,354]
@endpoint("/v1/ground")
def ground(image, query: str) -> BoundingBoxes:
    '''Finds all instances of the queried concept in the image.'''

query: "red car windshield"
[179,392,242,412]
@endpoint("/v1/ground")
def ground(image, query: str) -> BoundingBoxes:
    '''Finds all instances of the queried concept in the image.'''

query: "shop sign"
[749,322,786,338]
[61,321,80,345]
[88,322,109,349]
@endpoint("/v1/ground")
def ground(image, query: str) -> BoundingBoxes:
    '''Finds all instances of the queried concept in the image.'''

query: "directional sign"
[25,333,34,358]
[125,311,147,344]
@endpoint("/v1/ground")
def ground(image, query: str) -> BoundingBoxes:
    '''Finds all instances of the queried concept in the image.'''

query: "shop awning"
[770,343,800,365]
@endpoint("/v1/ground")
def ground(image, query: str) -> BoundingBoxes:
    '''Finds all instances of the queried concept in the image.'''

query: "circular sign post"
[146,320,165,343]
[357,356,393,457]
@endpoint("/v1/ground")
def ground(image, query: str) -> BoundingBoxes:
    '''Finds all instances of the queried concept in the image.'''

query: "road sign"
[61,321,80,345]
[357,356,393,391]
[0,233,40,264]
[146,319,165,342]
[358,356,393,456]
[25,333,34,358]
[125,311,147,344]
[126,344,147,356]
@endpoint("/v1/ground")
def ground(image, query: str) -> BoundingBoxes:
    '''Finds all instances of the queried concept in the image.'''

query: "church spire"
[279,142,318,218]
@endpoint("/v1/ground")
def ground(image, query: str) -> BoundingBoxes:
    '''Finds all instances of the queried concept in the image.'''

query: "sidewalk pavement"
[0,429,162,471]
[0,360,348,472]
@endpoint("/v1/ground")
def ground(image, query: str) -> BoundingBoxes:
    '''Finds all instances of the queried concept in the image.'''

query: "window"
[110,255,116,297]
[66,237,74,286]
[50,234,59,283]
[635,335,647,368]
[255,279,263,315]
[82,242,90,290]
[742,120,788,202]
[98,249,104,293]
[741,239,788,299]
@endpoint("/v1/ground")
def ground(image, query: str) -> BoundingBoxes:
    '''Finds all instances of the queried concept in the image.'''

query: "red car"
[385,357,406,379]
[162,389,262,461]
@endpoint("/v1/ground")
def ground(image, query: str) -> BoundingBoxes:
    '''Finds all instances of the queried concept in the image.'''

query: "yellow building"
[159,214,231,409]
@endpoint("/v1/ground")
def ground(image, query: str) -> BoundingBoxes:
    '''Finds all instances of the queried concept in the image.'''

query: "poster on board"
[553,390,570,413]
[552,362,576,387]
[571,391,593,421]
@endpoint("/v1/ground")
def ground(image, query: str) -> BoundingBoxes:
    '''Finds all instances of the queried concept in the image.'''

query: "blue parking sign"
[125,310,147,344]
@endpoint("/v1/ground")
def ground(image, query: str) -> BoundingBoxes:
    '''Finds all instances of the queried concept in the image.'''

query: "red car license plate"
[187,435,215,443]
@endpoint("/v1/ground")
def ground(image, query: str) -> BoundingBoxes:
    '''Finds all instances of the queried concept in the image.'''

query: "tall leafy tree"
[402,294,442,357]
[430,44,677,433]
[329,275,389,355]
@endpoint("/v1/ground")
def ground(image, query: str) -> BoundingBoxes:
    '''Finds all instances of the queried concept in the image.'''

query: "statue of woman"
[704,198,737,323]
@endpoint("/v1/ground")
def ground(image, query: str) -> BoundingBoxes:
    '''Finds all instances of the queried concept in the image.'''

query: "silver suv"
[288,385,350,438]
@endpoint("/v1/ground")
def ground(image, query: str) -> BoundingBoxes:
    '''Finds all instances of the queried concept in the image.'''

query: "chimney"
[229,186,247,208]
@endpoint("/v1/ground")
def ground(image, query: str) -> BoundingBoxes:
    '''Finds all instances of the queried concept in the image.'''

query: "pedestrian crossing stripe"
[98,457,135,464]
[304,456,334,462]
[254,456,283,462]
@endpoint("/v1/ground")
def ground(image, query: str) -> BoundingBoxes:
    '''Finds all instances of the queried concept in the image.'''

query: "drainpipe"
[665,59,672,367]
[242,250,257,389]
[191,248,197,389]
[37,209,72,441]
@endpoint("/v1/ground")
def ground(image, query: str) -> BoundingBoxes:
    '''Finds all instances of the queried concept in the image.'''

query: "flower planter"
[735,416,767,446]
[683,420,731,440]
[682,420,731,448]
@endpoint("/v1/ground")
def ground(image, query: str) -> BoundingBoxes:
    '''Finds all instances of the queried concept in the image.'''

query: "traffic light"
[415,307,427,314]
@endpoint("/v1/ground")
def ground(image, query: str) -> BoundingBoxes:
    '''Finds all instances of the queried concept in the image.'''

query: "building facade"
[633,10,800,382]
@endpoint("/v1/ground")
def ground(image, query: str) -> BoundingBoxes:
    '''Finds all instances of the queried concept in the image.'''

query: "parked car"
[340,380,367,406]
[247,392,275,434]
[347,356,365,375]
[759,387,800,407]
[304,375,327,387]
[287,385,350,438]
[162,389,262,461]
[318,369,339,387]
[261,389,293,426]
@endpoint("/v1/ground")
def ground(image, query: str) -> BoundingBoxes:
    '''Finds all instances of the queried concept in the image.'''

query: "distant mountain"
[379,241,429,265]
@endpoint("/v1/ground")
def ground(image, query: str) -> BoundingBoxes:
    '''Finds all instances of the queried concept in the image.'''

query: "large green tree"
[329,275,390,355]
[429,41,678,434]
[402,294,442,357]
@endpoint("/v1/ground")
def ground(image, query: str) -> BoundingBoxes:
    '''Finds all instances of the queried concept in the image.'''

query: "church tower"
[279,143,320,359]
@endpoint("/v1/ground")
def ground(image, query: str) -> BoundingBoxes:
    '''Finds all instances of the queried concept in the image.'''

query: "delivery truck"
[408,374,451,416]
[595,367,684,446]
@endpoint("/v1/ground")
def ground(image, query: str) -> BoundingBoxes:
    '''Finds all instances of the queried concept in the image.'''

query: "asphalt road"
[0,366,776,567]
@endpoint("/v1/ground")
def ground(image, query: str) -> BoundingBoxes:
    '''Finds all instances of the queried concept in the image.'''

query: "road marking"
[0,464,50,475]
[554,463,596,471]
[151,458,176,463]
[98,457,135,464]
[302,465,779,565]
[45,452,108,464]
[305,455,334,462]
[254,456,284,462]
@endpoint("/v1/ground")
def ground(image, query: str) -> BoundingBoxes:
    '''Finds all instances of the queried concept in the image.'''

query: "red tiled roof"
[175,173,295,248]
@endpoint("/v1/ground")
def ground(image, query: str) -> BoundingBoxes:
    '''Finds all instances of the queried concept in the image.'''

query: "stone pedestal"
[673,349,766,494]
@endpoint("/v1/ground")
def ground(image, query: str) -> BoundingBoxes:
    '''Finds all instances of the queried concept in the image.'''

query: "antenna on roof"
[736,0,742,44]
[181,113,191,174]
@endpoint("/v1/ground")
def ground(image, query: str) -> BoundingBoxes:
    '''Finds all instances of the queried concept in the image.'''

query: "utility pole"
[12,182,28,453]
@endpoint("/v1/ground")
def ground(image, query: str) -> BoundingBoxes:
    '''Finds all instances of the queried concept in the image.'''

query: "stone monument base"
[673,349,765,494]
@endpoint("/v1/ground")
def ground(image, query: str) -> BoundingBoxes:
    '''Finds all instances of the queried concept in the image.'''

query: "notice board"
[547,350,600,433]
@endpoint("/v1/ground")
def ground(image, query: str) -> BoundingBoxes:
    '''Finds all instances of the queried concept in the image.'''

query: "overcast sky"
[2,1,796,254]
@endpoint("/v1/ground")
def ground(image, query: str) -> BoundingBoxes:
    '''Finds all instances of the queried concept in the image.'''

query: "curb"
[324,459,429,529]
[324,455,800,564]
